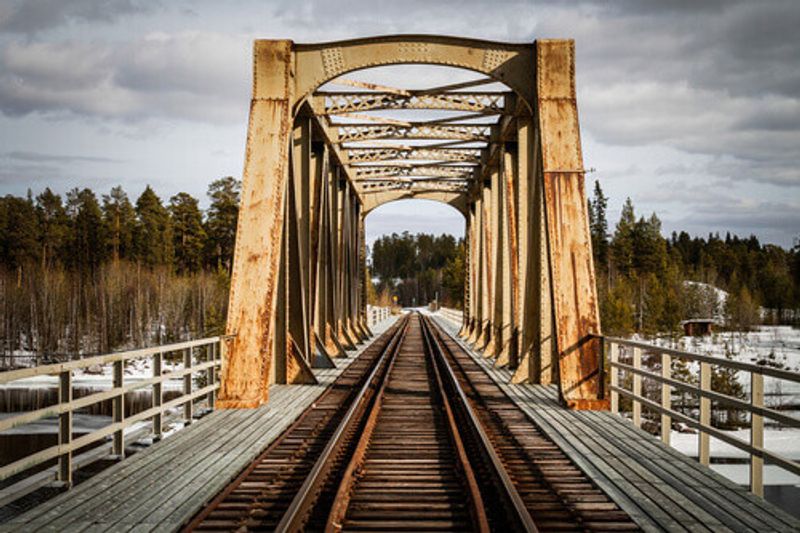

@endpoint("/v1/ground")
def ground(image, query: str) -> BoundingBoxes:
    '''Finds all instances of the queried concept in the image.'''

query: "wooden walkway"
[436,317,800,533]
[1,319,397,533]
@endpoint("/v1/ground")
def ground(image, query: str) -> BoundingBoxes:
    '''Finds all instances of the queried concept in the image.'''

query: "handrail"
[604,335,800,383]
[601,334,800,499]
[366,305,391,328]
[0,335,230,501]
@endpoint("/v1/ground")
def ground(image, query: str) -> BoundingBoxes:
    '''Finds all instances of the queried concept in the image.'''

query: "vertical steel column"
[283,127,316,384]
[218,40,295,408]
[485,161,504,359]
[459,206,472,336]
[536,40,604,408]
[496,145,518,368]
[474,178,492,349]
[467,197,483,344]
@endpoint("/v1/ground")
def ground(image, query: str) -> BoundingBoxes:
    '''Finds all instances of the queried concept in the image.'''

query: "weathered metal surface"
[292,35,535,107]
[218,40,294,409]
[319,92,508,114]
[220,36,605,412]
[536,40,604,408]
[495,147,518,368]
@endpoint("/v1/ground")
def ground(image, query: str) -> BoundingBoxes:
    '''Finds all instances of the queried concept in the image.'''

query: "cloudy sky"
[0,0,798,247]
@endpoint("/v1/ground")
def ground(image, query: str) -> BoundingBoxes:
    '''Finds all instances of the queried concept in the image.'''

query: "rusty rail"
[274,317,410,532]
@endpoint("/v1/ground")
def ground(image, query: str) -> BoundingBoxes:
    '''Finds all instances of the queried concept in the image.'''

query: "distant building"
[681,319,716,336]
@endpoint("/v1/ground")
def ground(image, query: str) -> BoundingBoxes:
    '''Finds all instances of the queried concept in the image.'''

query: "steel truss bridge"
[0,36,797,532]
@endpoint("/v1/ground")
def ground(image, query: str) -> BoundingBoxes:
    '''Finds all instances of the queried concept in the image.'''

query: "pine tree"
[170,192,206,273]
[0,194,40,270]
[66,188,106,272]
[134,186,173,267]
[611,197,636,275]
[35,188,69,268]
[102,186,136,262]
[589,180,609,269]
[204,177,240,271]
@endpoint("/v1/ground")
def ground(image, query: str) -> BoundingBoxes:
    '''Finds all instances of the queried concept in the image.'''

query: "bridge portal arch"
[218,35,604,412]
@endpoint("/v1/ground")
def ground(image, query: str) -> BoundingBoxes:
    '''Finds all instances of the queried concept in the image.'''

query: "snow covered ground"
[0,356,188,392]
[645,326,800,404]
[670,428,800,485]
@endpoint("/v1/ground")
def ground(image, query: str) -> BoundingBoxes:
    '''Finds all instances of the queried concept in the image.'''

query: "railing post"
[112,359,125,459]
[207,342,217,409]
[699,361,711,466]
[632,347,642,428]
[184,347,193,423]
[609,342,619,414]
[661,352,671,445]
[153,350,163,439]
[750,370,764,497]
[58,370,72,486]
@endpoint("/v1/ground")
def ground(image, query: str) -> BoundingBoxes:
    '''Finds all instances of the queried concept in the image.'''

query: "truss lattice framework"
[356,179,469,193]
[354,165,475,180]
[336,124,491,143]
[219,35,605,415]
[346,148,482,164]
[321,92,508,114]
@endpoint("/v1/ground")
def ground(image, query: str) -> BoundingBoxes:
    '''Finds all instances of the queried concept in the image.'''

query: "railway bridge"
[0,36,798,532]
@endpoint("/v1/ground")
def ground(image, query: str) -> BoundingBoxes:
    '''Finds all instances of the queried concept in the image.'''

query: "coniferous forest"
[588,181,800,335]
[0,178,240,362]
[1,178,798,362]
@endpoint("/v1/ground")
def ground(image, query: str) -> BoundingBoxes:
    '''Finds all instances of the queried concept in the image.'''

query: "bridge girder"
[218,36,604,412]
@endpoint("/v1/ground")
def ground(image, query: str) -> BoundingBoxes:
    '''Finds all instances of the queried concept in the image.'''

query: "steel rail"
[421,315,539,533]
[322,312,490,532]
[274,315,410,532]
[420,316,492,532]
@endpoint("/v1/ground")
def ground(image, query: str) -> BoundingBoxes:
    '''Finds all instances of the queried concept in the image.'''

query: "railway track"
[186,314,637,532]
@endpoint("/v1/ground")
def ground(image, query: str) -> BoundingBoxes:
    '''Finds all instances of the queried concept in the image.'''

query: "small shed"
[681,319,716,337]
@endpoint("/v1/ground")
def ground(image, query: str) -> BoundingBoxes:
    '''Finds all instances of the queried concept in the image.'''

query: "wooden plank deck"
[435,316,800,533]
[0,318,397,533]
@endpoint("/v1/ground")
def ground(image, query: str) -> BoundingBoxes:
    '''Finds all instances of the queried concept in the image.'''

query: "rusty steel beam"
[336,124,491,143]
[318,92,508,116]
[346,147,482,164]
[536,40,604,409]
[218,41,296,409]
[353,165,475,180]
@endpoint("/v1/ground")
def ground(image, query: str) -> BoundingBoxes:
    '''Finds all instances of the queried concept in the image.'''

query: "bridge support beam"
[218,40,308,409]
[535,40,605,409]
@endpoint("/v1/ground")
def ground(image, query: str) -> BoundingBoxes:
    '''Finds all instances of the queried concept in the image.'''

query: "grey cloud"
[5,151,121,164]
[0,32,250,124]
[0,0,149,34]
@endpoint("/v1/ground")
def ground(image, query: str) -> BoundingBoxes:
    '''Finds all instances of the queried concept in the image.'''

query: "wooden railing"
[366,305,391,328]
[0,336,229,503]
[603,335,800,497]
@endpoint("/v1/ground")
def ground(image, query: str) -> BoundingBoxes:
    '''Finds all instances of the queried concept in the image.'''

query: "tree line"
[2,176,798,362]
[369,232,465,309]
[588,180,800,335]
[0,179,240,361]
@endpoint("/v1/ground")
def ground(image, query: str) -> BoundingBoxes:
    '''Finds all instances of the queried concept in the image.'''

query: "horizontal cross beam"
[353,165,475,179]
[318,92,508,114]
[336,124,491,143]
[346,147,482,164]
[355,180,468,193]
